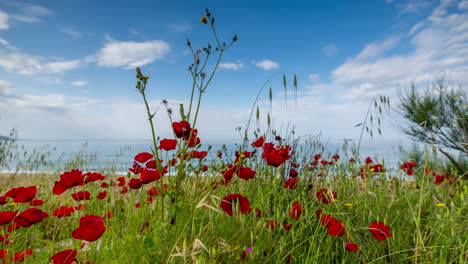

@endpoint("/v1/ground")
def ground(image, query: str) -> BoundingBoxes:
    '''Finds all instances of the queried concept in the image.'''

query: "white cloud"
[71,81,87,87]
[308,74,320,82]
[253,60,279,70]
[397,0,434,15]
[9,4,52,24]
[96,40,170,69]
[460,0,468,9]
[322,44,339,56]
[59,27,83,38]
[168,23,192,33]
[325,0,468,101]
[0,10,9,30]
[0,51,81,75]
[219,61,244,71]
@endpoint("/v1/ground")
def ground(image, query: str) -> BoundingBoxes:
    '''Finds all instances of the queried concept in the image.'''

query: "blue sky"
[0,0,467,143]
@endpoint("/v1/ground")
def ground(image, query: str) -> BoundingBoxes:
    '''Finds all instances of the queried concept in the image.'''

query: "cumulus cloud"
[253,60,279,70]
[168,23,192,33]
[96,40,170,69]
[0,10,9,30]
[322,44,339,56]
[71,81,87,87]
[219,61,244,71]
[0,51,81,75]
[328,0,468,101]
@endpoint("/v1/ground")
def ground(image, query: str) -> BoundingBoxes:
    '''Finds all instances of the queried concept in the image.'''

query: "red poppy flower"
[72,215,106,242]
[12,248,33,262]
[283,222,293,231]
[83,172,106,184]
[349,158,356,163]
[28,199,44,206]
[251,136,264,148]
[101,182,108,188]
[53,206,77,218]
[220,194,251,216]
[134,152,154,163]
[53,169,85,195]
[184,129,200,148]
[316,188,337,204]
[320,214,344,236]
[117,176,126,186]
[50,249,77,264]
[263,144,292,167]
[5,186,37,203]
[0,248,7,259]
[71,191,91,201]
[283,178,298,189]
[332,154,340,160]
[365,157,373,164]
[313,154,321,160]
[159,138,178,151]
[0,196,6,205]
[147,187,159,197]
[369,221,393,241]
[288,202,302,220]
[189,150,208,159]
[237,167,256,180]
[120,186,128,194]
[96,191,107,200]
[344,242,359,251]
[289,169,298,178]
[0,211,18,225]
[266,220,278,230]
[128,178,143,189]
[402,161,417,175]
[255,208,262,218]
[14,208,49,227]
[140,168,161,184]
[371,164,384,173]
[129,161,143,174]
[172,121,191,138]
[221,164,237,179]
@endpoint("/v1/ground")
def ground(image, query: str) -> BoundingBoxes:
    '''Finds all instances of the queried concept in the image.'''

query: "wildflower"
[11,248,33,262]
[436,203,446,207]
[53,169,85,195]
[344,242,359,252]
[266,220,278,230]
[344,203,353,207]
[262,143,292,167]
[128,178,144,189]
[14,208,49,227]
[251,136,264,148]
[71,191,91,201]
[140,168,162,184]
[220,194,251,216]
[288,202,302,220]
[369,221,393,241]
[50,249,78,264]
[316,188,337,204]
[313,154,321,160]
[0,211,18,226]
[72,215,106,242]
[200,16,208,24]
[53,206,77,218]
[289,169,298,178]
[4,186,37,203]
[283,177,298,189]
[320,214,344,236]
[96,191,107,200]
[159,138,177,151]
[283,222,293,231]
[365,156,373,164]
[29,199,44,206]
[237,167,256,180]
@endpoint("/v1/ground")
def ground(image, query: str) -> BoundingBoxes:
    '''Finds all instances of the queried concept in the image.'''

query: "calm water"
[2,138,414,174]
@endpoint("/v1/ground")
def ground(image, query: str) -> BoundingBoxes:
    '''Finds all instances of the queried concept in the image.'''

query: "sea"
[1,138,420,175]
